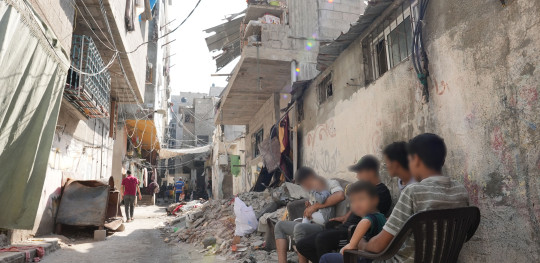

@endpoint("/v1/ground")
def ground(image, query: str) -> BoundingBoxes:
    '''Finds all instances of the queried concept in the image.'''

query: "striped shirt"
[378,175,469,263]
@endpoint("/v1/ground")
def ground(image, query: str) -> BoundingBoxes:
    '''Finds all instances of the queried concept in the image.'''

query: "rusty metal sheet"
[56,180,110,226]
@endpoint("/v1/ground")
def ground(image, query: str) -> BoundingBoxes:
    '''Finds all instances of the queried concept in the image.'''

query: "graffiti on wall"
[304,119,340,175]
[432,77,450,95]
[306,119,337,148]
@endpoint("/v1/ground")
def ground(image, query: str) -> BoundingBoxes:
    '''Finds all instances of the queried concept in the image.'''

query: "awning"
[159,145,212,159]
[125,120,161,151]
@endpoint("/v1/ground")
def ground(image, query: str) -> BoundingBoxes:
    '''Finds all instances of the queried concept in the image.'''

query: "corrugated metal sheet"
[316,0,394,71]
[205,16,244,71]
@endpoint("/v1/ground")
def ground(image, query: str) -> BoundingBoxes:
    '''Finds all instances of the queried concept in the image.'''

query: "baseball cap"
[348,155,380,172]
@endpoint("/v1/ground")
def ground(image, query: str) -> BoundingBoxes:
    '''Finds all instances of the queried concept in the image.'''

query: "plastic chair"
[344,206,480,263]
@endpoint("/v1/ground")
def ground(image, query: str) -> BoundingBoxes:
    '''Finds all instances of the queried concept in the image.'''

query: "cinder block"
[94,230,107,241]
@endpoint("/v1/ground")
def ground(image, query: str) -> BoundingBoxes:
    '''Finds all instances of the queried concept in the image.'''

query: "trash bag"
[234,197,258,236]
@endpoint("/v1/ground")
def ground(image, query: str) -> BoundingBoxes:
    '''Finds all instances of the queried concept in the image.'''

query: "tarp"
[0,0,69,229]
[125,120,161,151]
[158,145,212,159]
[56,180,110,227]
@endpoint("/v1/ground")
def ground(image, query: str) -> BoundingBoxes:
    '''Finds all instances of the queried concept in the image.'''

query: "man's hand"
[330,215,347,223]
[138,194,142,200]
[340,243,357,255]
[303,203,319,219]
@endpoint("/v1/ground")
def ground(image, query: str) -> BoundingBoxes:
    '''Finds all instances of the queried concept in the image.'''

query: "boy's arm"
[304,191,345,218]
[341,219,371,254]
[137,185,142,200]
[120,185,125,198]
[361,186,415,253]
[331,210,352,223]
[361,230,394,253]
[349,219,371,245]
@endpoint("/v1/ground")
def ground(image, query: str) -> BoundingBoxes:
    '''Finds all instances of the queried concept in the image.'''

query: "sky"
[168,0,246,95]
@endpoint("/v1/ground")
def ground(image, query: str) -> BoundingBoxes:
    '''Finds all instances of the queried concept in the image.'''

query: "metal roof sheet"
[316,0,394,71]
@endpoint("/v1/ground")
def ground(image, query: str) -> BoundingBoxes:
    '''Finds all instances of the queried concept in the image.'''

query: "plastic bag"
[234,197,258,236]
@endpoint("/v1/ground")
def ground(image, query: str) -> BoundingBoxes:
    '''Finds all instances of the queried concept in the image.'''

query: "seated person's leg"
[274,221,300,263]
[315,229,349,261]
[319,253,373,263]
[320,253,344,263]
[292,223,324,243]
[296,231,323,263]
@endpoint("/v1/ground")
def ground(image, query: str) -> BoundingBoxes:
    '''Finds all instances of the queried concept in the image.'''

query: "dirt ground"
[41,205,227,263]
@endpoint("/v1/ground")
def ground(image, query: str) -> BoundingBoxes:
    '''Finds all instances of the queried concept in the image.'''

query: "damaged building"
[207,0,540,261]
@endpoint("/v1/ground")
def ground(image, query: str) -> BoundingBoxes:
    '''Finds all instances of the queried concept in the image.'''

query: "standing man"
[175,177,185,203]
[121,170,142,222]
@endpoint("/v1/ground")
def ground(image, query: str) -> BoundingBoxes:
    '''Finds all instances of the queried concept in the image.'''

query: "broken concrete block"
[94,230,106,241]
[202,236,217,248]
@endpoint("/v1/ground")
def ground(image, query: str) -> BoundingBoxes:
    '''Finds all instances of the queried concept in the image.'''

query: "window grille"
[64,35,111,119]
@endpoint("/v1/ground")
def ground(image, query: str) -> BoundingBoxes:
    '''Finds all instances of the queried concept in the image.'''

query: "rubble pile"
[162,183,308,262]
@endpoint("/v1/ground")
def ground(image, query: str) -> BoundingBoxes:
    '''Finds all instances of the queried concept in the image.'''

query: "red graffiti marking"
[306,119,337,148]
[432,77,450,95]
[491,127,505,152]
[519,86,538,107]
[461,157,480,205]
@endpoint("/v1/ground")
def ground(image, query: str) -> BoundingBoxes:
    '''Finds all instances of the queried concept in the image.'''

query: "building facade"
[296,0,540,261]
[211,0,366,193]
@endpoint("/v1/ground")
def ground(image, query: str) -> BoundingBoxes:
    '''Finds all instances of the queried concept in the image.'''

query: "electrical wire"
[411,0,430,101]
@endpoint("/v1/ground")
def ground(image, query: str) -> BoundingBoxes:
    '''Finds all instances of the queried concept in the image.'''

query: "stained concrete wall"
[299,1,540,261]
[33,101,114,236]
[28,0,74,50]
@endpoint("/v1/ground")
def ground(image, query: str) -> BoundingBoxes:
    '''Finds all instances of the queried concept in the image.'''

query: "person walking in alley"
[121,170,142,222]
[175,177,185,203]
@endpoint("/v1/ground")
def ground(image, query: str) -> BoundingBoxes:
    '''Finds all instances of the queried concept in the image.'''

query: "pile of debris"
[161,183,308,262]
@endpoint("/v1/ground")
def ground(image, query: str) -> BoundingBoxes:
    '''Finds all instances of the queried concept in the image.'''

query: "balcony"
[217,3,296,125]
[73,0,149,104]
[64,35,111,119]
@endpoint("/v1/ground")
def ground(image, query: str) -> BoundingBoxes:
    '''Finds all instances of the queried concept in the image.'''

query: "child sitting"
[319,181,386,263]
[302,177,333,225]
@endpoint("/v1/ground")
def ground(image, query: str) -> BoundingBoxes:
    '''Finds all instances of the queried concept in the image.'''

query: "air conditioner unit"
[218,154,228,166]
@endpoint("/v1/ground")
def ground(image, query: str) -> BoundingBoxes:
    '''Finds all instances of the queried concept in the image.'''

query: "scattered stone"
[202,236,217,248]
[251,240,264,248]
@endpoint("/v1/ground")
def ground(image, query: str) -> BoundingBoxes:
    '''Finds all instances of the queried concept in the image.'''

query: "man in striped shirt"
[359,133,470,262]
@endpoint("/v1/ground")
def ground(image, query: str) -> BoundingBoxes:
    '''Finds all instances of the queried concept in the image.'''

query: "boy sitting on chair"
[355,133,469,262]
[319,181,386,263]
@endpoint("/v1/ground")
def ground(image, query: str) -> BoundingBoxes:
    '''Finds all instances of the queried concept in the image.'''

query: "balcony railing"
[64,35,111,119]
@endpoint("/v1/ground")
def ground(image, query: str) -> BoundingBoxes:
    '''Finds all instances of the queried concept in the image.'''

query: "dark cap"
[348,155,380,172]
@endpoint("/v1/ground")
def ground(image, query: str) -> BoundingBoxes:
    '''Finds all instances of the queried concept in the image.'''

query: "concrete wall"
[246,94,278,168]
[107,0,148,100]
[33,101,114,236]
[193,98,216,144]
[299,0,540,261]
[28,0,74,50]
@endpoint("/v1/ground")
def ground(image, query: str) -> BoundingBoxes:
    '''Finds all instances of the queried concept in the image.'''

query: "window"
[252,128,263,158]
[181,97,187,103]
[318,72,333,104]
[365,2,416,81]
[184,114,192,123]
[388,16,412,68]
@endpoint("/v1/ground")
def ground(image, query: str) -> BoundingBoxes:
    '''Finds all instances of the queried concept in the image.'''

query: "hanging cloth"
[0,0,70,229]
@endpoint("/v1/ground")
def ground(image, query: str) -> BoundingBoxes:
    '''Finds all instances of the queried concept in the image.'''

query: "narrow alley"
[0,0,539,262]
[41,205,225,263]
